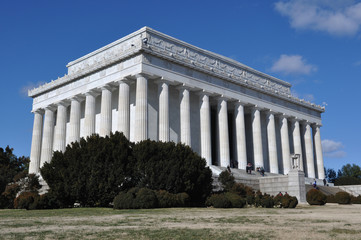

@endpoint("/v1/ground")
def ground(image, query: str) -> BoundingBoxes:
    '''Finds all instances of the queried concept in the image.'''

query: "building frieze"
[28,26,325,113]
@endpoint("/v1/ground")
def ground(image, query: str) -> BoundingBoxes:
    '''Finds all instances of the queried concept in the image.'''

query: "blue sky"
[1,0,360,172]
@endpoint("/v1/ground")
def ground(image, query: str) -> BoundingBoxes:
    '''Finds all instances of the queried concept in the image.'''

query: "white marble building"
[28,27,325,179]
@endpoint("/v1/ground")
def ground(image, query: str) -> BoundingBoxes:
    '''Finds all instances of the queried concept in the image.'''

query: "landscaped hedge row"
[113,187,189,209]
[206,171,298,209]
[311,189,361,205]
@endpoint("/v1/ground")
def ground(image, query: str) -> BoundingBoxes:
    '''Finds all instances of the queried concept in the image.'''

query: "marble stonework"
[28,27,325,179]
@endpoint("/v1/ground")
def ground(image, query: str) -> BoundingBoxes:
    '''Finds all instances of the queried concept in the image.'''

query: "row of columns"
[29,74,325,180]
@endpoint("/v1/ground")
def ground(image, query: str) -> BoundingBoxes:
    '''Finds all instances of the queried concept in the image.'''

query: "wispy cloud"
[19,82,45,97]
[322,139,346,158]
[271,54,317,75]
[354,60,361,66]
[275,0,361,36]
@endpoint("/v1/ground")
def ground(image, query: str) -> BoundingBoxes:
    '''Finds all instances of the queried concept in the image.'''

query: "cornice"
[28,26,325,113]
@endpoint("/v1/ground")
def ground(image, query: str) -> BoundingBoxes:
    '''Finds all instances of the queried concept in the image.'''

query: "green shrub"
[224,192,246,208]
[281,195,298,208]
[218,170,235,191]
[326,194,337,203]
[306,189,326,205]
[113,191,134,209]
[156,190,189,208]
[254,191,262,207]
[230,183,253,197]
[261,194,274,208]
[246,194,255,206]
[35,192,60,209]
[113,187,158,209]
[14,192,39,210]
[351,195,361,204]
[334,177,361,186]
[335,192,351,204]
[206,194,232,208]
[133,140,212,206]
[273,195,282,208]
[134,188,158,209]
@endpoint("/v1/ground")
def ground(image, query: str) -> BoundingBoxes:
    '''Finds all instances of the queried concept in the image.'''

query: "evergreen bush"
[351,195,361,204]
[14,192,39,210]
[281,195,298,208]
[306,189,327,205]
[260,194,274,208]
[334,176,361,186]
[155,190,189,208]
[224,192,246,208]
[335,192,351,204]
[326,194,337,203]
[205,194,232,208]
[218,170,235,191]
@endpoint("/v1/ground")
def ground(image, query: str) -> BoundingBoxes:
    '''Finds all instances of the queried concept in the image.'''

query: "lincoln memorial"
[28,27,325,180]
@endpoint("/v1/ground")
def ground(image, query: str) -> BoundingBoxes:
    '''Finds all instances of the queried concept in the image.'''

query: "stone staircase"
[210,165,345,197]
[305,184,344,196]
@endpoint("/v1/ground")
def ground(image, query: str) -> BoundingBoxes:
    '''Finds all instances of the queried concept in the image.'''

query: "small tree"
[218,170,235,191]
[306,189,326,205]
[132,140,213,206]
[41,132,135,207]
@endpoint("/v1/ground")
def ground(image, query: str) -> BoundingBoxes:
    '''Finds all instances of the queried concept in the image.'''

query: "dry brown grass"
[0,203,360,239]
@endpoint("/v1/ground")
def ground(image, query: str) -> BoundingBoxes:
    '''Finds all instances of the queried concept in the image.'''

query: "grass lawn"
[1,204,361,240]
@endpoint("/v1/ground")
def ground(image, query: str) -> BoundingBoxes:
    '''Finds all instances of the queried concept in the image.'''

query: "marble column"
[303,122,315,178]
[252,107,263,168]
[179,87,191,146]
[234,102,247,170]
[313,124,325,179]
[158,81,169,142]
[100,86,112,137]
[280,115,291,174]
[53,102,67,152]
[29,110,44,174]
[291,119,303,171]
[135,74,148,142]
[84,92,97,137]
[40,107,55,167]
[218,97,230,167]
[68,97,81,144]
[117,80,130,139]
[200,93,212,166]
[266,111,279,174]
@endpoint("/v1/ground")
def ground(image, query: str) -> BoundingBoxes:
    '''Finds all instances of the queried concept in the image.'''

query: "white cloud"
[304,94,315,102]
[275,0,361,36]
[19,82,45,97]
[322,139,346,158]
[271,54,317,75]
[354,60,361,66]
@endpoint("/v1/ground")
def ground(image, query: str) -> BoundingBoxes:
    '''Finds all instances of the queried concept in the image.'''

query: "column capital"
[176,83,195,91]
[233,99,249,106]
[215,94,232,102]
[85,90,100,98]
[155,76,175,85]
[100,84,113,92]
[312,123,323,128]
[300,120,312,126]
[195,89,216,97]
[115,76,134,85]
[135,73,148,79]
[289,116,302,123]
[250,105,264,111]
[44,105,57,112]
[278,113,292,120]
[265,109,279,117]
[69,95,84,102]
[55,100,70,107]
[31,108,44,114]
